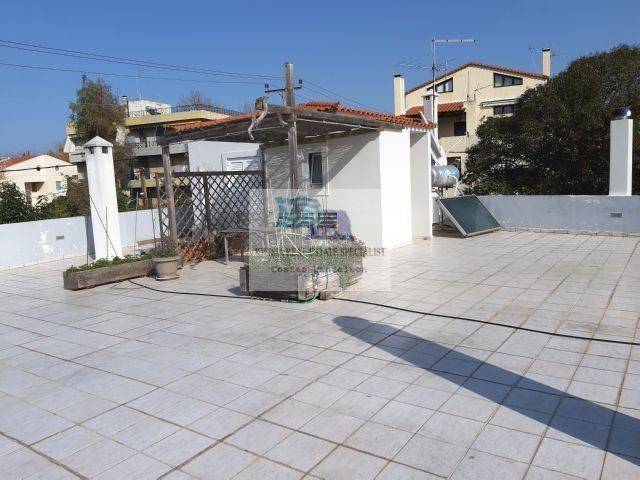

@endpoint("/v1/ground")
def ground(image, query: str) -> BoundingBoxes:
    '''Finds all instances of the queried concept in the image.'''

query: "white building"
[0,154,78,204]
[160,101,444,250]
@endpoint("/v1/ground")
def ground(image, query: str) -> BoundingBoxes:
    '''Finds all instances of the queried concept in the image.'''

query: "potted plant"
[151,246,180,281]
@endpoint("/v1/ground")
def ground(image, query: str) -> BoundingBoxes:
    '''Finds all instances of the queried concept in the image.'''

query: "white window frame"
[222,149,262,172]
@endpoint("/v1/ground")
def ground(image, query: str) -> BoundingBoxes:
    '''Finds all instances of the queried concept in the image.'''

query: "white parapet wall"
[0,209,158,270]
[478,195,640,235]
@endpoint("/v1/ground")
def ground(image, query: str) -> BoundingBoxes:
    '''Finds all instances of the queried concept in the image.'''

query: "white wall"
[187,141,261,172]
[410,132,432,238]
[264,131,418,250]
[0,209,158,270]
[379,130,413,249]
[478,195,640,235]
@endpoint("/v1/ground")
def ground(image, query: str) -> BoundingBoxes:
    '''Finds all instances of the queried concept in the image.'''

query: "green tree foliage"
[0,182,37,224]
[464,45,640,195]
[0,176,132,225]
[69,76,125,143]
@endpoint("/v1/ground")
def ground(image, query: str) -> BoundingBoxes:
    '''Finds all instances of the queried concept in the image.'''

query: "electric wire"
[0,39,281,80]
[126,278,640,347]
[0,61,265,85]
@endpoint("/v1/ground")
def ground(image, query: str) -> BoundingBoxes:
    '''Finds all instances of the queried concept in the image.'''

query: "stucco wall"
[0,209,158,270]
[478,195,640,234]
[2,155,78,203]
[379,130,413,249]
[410,132,432,238]
[405,66,545,109]
[264,132,387,248]
[187,141,261,172]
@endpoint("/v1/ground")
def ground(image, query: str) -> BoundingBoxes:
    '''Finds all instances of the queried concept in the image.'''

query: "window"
[435,78,453,93]
[453,121,467,136]
[494,73,523,87]
[308,152,324,187]
[55,181,63,191]
[493,104,516,115]
[101,146,109,154]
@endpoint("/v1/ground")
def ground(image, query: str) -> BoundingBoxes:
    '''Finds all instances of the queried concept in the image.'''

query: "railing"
[127,103,241,118]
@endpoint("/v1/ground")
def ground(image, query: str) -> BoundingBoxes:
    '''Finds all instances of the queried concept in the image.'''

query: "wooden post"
[284,62,300,226]
[161,145,179,250]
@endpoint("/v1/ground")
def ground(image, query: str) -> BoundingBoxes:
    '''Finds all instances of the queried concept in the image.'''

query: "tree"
[69,75,125,143]
[179,90,213,107]
[464,45,640,195]
[45,140,69,162]
[0,182,36,224]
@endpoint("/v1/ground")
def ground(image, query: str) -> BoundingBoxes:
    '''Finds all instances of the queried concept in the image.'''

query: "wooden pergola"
[158,104,427,147]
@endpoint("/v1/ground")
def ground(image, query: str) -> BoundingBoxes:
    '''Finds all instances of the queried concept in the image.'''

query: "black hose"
[127,279,640,347]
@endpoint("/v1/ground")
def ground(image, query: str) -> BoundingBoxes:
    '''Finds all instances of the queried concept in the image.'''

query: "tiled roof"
[406,61,548,94]
[168,101,433,134]
[405,102,465,116]
[297,101,430,128]
[0,155,32,170]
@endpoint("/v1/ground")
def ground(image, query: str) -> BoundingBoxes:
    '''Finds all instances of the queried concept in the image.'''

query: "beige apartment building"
[395,49,551,173]
[0,154,78,204]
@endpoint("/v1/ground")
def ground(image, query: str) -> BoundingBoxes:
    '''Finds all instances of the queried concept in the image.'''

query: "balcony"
[126,103,241,119]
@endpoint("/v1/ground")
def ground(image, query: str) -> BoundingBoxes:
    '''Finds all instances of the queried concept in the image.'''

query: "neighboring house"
[0,154,78,204]
[64,99,241,204]
[159,100,445,250]
[394,49,551,172]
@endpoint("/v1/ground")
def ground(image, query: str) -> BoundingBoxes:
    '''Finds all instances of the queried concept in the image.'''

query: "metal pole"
[162,145,179,250]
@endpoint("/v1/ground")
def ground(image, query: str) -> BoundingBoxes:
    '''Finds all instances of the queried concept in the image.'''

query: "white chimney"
[542,48,552,77]
[393,74,406,115]
[423,92,439,135]
[609,108,633,196]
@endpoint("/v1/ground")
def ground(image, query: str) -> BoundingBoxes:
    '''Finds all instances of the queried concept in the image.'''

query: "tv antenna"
[430,38,475,120]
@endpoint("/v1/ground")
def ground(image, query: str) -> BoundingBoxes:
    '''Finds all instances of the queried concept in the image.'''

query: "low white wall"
[478,195,640,234]
[0,209,158,270]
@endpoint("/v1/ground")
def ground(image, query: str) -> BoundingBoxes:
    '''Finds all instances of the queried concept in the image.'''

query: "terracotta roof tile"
[406,61,548,94]
[168,101,433,134]
[0,155,32,169]
[405,102,465,116]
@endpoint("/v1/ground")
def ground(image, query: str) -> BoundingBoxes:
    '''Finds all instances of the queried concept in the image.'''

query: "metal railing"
[127,103,241,118]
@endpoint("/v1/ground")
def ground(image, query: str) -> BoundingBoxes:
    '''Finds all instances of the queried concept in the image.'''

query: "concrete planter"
[153,256,180,281]
[63,260,153,290]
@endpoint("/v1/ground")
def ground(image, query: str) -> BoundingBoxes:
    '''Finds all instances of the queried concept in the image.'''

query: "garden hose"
[126,279,640,347]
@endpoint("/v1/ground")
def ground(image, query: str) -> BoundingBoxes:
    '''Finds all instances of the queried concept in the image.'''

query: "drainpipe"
[609,107,633,196]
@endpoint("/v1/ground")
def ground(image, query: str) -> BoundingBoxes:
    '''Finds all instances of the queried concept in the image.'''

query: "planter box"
[240,262,361,301]
[63,260,153,290]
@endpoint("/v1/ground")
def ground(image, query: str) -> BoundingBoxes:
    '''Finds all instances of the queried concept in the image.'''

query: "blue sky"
[0,0,638,154]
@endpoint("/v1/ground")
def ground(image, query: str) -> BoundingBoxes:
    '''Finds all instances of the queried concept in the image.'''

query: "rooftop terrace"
[0,231,639,479]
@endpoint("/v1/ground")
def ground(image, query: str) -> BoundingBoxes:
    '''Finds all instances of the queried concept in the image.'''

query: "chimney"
[542,48,552,77]
[423,91,439,125]
[609,107,633,196]
[393,74,406,115]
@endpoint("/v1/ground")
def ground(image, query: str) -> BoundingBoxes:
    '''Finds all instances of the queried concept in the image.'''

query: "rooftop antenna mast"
[431,38,475,121]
